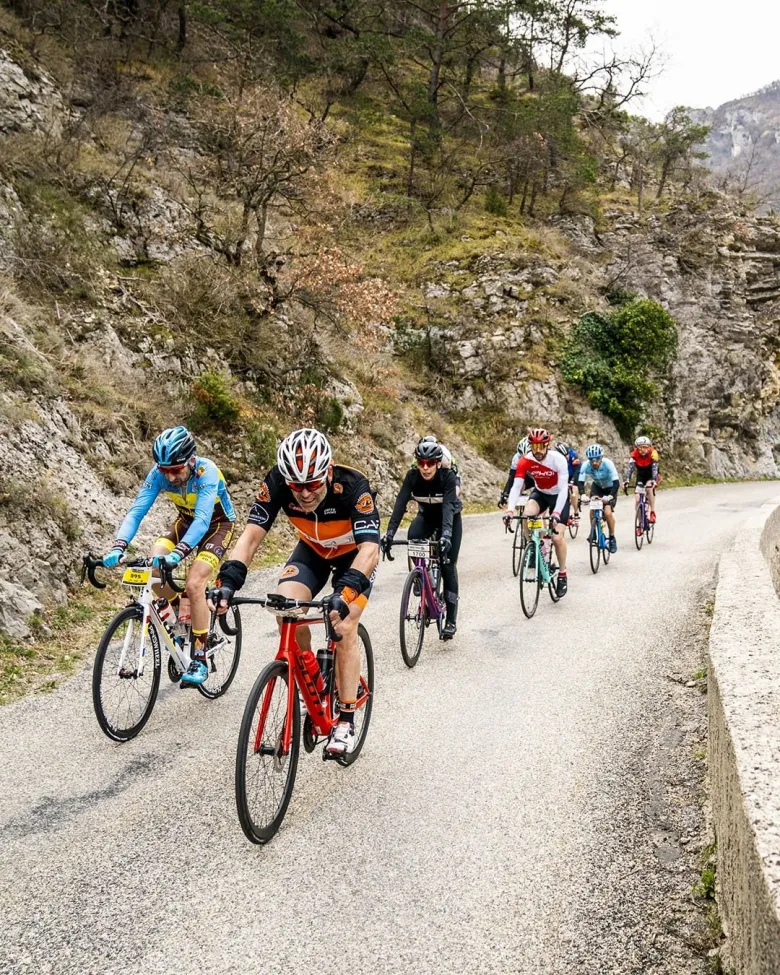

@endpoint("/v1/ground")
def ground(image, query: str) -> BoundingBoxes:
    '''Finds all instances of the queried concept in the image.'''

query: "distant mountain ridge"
[692,82,780,210]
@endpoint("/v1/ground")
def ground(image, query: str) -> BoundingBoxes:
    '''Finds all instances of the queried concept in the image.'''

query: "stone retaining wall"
[709,499,780,974]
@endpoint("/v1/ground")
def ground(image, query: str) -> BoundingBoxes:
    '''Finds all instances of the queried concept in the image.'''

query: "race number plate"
[635,485,646,495]
[407,541,430,560]
[590,497,603,512]
[526,518,544,530]
[517,497,528,509]
[122,566,151,586]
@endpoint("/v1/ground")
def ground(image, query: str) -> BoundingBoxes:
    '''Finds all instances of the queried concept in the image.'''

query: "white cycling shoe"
[325,721,356,756]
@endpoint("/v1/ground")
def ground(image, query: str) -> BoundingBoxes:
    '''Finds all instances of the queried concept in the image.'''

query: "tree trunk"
[177,3,187,52]
[254,200,269,261]
[656,159,672,199]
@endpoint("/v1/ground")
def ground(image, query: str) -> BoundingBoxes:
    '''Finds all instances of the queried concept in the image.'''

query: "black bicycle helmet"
[414,438,444,462]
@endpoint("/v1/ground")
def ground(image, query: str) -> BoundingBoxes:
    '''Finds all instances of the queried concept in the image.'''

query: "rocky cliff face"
[693,82,780,211]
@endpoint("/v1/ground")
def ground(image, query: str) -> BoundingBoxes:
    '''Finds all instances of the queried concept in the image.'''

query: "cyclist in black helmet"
[382,437,462,638]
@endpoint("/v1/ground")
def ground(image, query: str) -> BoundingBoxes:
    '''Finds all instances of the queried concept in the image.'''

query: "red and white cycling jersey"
[508,449,569,515]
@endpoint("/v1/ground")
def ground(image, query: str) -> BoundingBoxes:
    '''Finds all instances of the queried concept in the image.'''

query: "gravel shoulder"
[0,483,775,975]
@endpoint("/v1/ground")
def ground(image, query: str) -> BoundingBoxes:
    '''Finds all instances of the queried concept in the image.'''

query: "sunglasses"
[287,477,327,493]
[417,458,439,468]
[158,463,189,475]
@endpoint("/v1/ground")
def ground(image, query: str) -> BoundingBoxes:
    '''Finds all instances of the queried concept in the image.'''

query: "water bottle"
[301,649,325,695]
[155,597,177,638]
[316,648,333,686]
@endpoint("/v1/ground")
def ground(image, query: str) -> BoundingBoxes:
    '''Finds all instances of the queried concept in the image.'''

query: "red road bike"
[232,592,374,844]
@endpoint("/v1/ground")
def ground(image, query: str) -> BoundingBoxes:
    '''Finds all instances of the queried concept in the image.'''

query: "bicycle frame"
[636,485,649,530]
[412,554,445,623]
[527,519,555,583]
[118,570,193,679]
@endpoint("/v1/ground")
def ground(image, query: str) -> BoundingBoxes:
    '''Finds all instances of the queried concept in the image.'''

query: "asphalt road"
[1,483,776,975]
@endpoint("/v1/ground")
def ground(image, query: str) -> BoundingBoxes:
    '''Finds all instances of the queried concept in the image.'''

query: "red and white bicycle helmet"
[528,428,551,445]
[276,428,332,483]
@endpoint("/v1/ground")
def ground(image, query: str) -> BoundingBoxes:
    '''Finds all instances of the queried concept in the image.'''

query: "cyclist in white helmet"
[210,428,380,757]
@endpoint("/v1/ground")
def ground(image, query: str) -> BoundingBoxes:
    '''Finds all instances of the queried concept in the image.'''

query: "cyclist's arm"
[624,458,636,483]
[651,455,659,481]
[227,523,268,566]
[441,470,458,538]
[386,470,414,536]
[174,471,219,559]
[114,467,162,548]
[502,464,516,498]
[507,457,529,509]
[552,453,570,516]
[576,460,590,492]
[224,469,283,569]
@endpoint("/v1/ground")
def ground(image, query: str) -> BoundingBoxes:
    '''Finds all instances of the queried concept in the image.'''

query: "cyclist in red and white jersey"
[506,428,570,597]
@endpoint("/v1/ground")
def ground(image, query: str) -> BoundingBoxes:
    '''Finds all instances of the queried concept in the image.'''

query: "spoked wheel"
[400,569,425,668]
[603,533,611,565]
[198,605,243,700]
[236,659,300,844]
[512,522,525,576]
[92,606,161,742]
[333,623,374,767]
[519,540,541,619]
[635,507,644,550]
[646,506,655,544]
[568,516,579,539]
[547,544,561,603]
[589,522,601,574]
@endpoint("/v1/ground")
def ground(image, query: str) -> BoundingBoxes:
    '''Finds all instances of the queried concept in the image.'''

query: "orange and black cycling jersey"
[248,465,380,560]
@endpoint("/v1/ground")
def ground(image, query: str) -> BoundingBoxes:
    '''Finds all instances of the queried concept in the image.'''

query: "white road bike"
[83,555,242,742]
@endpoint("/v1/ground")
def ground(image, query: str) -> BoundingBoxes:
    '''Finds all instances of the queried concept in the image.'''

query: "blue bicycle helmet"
[585,442,603,460]
[153,426,196,466]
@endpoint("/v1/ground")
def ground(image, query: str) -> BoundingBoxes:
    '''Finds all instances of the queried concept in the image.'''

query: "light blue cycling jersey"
[577,457,619,488]
[116,456,236,553]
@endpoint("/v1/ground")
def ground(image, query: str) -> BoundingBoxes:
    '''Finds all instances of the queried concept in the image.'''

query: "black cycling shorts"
[528,489,570,525]
[278,541,374,608]
[635,467,655,486]
[589,483,617,507]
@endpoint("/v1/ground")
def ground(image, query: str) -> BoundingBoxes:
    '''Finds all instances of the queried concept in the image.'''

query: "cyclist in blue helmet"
[577,442,620,553]
[101,425,236,687]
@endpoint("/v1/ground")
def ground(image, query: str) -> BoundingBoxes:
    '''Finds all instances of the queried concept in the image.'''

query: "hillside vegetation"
[2,0,780,697]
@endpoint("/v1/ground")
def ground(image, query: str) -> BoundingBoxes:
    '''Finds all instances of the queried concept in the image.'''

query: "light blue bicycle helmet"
[516,436,530,455]
[153,425,196,466]
[585,442,603,460]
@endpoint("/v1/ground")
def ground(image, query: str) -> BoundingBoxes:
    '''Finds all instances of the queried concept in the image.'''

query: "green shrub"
[246,424,279,470]
[316,396,345,434]
[189,371,240,429]
[484,188,508,217]
[561,299,678,440]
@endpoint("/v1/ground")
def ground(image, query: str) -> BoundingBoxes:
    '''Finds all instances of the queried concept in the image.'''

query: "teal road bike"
[588,495,613,574]
[519,515,561,619]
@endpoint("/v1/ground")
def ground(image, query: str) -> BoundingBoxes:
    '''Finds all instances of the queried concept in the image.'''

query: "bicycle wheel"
[519,540,541,619]
[635,506,644,550]
[547,545,561,603]
[589,522,601,574]
[198,605,242,699]
[336,623,374,767]
[92,605,161,743]
[400,568,425,668]
[646,506,655,544]
[512,523,524,576]
[236,659,300,844]
[568,516,579,539]
[603,530,611,565]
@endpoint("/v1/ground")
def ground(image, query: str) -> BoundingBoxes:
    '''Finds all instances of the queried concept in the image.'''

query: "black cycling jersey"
[387,467,459,538]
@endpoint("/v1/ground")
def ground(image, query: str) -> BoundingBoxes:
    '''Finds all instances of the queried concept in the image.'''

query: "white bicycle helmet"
[635,436,652,447]
[516,436,530,455]
[276,428,332,483]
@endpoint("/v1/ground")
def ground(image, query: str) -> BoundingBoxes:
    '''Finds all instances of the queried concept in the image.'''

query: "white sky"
[589,0,780,120]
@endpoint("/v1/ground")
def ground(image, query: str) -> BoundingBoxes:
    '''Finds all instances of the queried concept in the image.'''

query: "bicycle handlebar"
[81,554,185,593]
[218,592,343,642]
[383,537,450,565]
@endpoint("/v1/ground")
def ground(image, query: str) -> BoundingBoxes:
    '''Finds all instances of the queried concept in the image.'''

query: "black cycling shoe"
[441,621,457,640]
[556,574,568,598]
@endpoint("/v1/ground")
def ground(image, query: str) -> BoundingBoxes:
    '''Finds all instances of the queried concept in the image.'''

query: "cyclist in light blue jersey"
[577,443,620,553]
[102,425,236,686]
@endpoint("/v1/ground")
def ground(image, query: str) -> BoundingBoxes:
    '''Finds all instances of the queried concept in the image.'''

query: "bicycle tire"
[198,605,243,700]
[635,506,644,550]
[547,545,560,603]
[520,540,541,619]
[568,517,579,540]
[92,605,161,742]
[235,659,300,844]
[337,623,374,767]
[589,522,601,574]
[646,505,655,544]
[603,529,611,565]
[399,568,425,668]
[512,524,524,576]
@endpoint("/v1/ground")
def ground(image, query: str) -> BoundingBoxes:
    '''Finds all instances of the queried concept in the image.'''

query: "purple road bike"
[386,538,447,668]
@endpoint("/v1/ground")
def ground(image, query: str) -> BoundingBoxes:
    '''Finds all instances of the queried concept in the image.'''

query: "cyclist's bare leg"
[276,580,314,652]
[569,485,579,517]
[186,559,213,637]
[648,485,657,516]
[552,521,568,571]
[521,497,540,542]
[332,601,364,710]
[605,505,616,537]
[150,542,177,601]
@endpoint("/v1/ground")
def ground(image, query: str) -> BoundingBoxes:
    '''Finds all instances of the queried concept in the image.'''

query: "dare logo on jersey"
[355,492,375,514]
[256,482,271,503]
